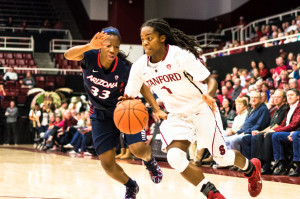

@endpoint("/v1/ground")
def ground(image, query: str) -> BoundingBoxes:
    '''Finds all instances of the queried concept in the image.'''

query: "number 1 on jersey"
[161,86,173,94]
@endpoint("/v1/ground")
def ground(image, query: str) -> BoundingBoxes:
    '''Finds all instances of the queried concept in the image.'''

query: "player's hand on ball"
[153,109,168,122]
[202,94,217,114]
[117,94,135,105]
[89,31,110,49]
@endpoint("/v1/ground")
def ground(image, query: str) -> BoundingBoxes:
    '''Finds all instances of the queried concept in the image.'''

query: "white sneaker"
[64,144,74,149]
[83,151,92,156]
[68,150,78,154]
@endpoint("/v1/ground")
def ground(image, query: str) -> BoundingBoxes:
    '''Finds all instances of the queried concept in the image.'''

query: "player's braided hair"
[142,18,200,58]
[101,26,132,67]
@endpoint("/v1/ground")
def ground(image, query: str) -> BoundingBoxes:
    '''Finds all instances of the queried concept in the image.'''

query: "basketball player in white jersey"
[121,19,263,199]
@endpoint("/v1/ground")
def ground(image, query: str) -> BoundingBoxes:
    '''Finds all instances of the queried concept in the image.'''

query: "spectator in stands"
[244,89,287,174]
[43,20,51,29]
[273,57,287,82]
[261,83,270,100]
[221,73,232,87]
[286,52,296,69]
[288,61,299,80]
[289,78,299,91]
[261,92,268,104]
[36,104,51,135]
[252,68,261,80]
[196,48,206,66]
[239,77,250,97]
[286,20,298,33]
[255,80,263,92]
[4,100,18,145]
[3,66,18,81]
[275,70,289,89]
[0,84,6,100]
[220,97,236,126]
[252,26,263,40]
[237,16,247,27]
[266,94,277,118]
[231,78,243,100]
[225,80,234,95]
[211,70,221,91]
[271,89,300,175]
[249,60,257,76]
[224,98,248,142]
[5,17,13,32]
[20,72,35,88]
[225,91,270,152]
[54,20,64,29]
[215,23,223,34]
[232,66,239,77]
[240,69,250,87]
[258,61,270,80]
[217,86,232,104]
[20,20,27,32]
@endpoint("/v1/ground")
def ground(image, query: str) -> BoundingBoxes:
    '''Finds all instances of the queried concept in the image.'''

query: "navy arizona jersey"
[81,49,130,116]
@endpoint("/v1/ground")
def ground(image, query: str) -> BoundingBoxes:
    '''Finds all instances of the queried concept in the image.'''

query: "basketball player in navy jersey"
[64,27,165,199]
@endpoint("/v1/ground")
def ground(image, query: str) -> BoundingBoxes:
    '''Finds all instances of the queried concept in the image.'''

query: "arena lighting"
[128,0,133,4]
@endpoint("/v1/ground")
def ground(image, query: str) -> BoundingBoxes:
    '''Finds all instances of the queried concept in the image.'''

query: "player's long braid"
[142,18,200,58]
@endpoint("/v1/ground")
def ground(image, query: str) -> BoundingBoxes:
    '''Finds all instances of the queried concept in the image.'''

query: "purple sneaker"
[144,156,163,183]
[125,181,139,199]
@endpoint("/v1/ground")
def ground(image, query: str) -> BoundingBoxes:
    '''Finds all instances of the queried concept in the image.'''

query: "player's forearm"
[204,75,218,97]
[140,84,160,112]
[64,44,91,61]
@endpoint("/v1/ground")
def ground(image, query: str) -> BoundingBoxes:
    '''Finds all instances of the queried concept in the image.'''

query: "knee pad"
[167,148,189,172]
[213,150,235,166]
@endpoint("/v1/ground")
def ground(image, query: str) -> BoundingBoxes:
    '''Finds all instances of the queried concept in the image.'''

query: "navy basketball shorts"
[91,117,147,156]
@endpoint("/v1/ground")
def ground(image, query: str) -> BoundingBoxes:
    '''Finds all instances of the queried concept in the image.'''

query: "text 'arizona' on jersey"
[81,49,130,114]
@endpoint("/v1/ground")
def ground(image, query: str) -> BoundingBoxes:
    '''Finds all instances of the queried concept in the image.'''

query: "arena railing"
[202,33,300,59]
[193,25,243,48]
[0,26,72,39]
[0,66,80,75]
[0,36,34,52]
[242,8,300,41]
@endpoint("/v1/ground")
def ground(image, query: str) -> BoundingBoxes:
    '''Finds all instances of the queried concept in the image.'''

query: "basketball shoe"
[143,156,163,183]
[246,158,262,197]
[125,181,139,199]
[202,182,226,199]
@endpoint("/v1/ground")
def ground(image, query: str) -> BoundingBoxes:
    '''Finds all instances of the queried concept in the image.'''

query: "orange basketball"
[113,99,149,134]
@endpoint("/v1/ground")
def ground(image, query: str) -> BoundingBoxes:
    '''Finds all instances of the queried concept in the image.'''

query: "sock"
[199,181,219,197]
[243,159,255,177]
[124,178,136,187]
[197,178,209,191]
[143,156,154,165]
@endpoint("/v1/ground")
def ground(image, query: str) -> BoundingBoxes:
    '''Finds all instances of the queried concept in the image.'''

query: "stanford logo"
[166,64,171,70]
[115,75,119,80]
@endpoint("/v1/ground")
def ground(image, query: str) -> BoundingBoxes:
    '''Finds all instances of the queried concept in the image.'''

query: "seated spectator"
[289,78,299,91]
[220,97,236,125]
[275,70,289,89]
[239,69,250,87]
[232,66,239,77]
[249,60,257,76]
[221,73,232,87]
[20,72,35,88]
[224,98,248,148]
[225,91,270,152]
[3,66,18,81]
[230,79,243,100]
[0,84,6,100]
[244,89,287,174]
[255,80,263,92]
[286,52,296,70]
[261,92,268,104]
[272,57,287,81]
[252,68,261,81]
[225,80,234,96]
[262,83,270,100]
[271,89,300,175]
[239,78,250,97]
[211,70,221,91]
[266,94,277,118]
[217,86,232,104]
[288,61,299,80]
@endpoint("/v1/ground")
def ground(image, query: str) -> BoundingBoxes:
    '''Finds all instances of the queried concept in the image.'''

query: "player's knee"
[167,148,189,172]
[100,159,115,174]
[213,150,235,166]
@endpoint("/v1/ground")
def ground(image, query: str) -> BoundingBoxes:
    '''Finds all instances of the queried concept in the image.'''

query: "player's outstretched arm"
[64,31,110,61]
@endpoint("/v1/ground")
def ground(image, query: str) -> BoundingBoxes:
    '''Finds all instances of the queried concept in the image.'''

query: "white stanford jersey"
[125,45,210,114]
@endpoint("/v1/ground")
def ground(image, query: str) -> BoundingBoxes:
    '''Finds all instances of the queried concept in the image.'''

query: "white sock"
[196,178,209,191]
[242,159,249,171]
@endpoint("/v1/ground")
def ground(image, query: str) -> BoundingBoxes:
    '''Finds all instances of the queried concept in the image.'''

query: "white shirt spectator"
[231,109,248,132]
[286,101,298,126]
[3,71,18,81]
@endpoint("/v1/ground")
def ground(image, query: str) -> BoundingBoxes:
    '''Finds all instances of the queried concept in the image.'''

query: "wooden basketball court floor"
[0,145,299,199]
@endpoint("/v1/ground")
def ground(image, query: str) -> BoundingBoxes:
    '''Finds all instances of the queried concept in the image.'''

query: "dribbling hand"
[202,94,217,114]
[88,31,110,49]
[153,109,168,123]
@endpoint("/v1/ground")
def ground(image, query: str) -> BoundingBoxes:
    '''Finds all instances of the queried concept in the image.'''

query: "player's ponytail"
[142,18,200,58]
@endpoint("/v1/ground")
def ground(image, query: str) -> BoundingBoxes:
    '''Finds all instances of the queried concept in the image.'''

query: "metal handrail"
[0,26,73,39]
[0,36,34,51]
[203,33,300,58]
[0,66,81,75]
[49,39,89,53]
